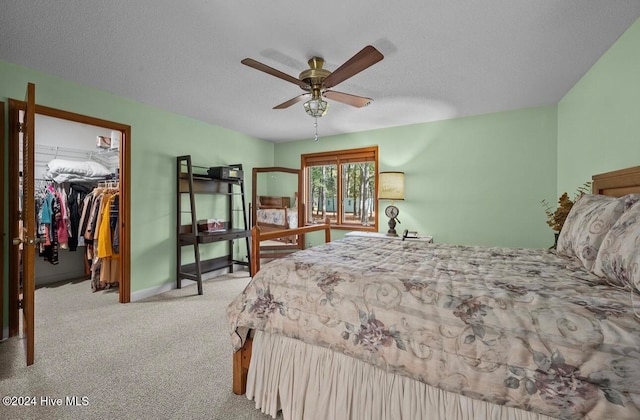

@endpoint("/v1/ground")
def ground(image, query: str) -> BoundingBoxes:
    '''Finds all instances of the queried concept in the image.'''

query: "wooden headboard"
[258,195,291,208]
[592,165,640,197]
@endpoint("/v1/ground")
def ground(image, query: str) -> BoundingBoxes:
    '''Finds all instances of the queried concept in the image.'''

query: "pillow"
[592,200,640,292]
[47,159,112,177]
[556,194,626,271]
[623,193,640,211]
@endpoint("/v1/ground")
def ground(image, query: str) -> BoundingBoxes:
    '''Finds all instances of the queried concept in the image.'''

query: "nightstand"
[345,231,433,243]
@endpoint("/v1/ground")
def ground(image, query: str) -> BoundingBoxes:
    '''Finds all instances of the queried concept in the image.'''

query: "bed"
[255,195,299,244]
[227,165,640,420]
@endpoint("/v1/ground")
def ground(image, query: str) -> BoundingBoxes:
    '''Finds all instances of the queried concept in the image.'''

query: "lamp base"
[386,218,398,237]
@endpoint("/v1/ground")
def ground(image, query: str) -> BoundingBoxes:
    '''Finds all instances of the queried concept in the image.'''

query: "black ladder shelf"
[176,155,251,295]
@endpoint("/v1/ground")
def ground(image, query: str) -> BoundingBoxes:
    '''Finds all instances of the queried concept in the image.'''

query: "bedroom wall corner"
[557,16,640,194]
[274,104,558,249]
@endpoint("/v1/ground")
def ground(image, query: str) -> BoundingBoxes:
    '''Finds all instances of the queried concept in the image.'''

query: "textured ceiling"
[1,1,639,143]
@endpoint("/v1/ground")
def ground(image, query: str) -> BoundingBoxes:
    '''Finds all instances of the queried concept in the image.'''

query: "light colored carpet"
[0,271,281,420]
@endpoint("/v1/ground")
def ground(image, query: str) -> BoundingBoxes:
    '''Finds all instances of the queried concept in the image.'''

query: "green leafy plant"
[541,182,591,233]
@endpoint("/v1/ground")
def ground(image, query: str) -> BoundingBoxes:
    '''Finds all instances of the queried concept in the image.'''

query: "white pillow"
[47,159,111,177]
[592,200,640,292]
[556,194,626,271]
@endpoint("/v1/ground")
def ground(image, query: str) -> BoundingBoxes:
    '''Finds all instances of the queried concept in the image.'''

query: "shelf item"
[176,155,250,295]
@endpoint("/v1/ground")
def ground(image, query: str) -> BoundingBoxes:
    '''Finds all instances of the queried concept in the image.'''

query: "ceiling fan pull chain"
[314,117,319,142]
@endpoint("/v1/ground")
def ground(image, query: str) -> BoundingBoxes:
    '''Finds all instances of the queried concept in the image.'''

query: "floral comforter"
[227,237,640,419]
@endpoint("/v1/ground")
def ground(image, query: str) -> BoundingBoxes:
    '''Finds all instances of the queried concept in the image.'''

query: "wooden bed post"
[232,336,253,395]
[324,217,331,243]
[250,225,260,276]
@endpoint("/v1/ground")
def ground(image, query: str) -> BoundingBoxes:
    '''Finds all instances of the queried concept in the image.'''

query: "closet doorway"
[7,83,131,365]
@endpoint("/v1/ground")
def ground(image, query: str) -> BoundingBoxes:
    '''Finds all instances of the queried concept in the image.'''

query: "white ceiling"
[1,1,639,143]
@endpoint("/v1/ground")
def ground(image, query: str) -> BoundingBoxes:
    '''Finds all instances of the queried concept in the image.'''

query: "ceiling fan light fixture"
[304,98,329,118]
[242,45,384,125]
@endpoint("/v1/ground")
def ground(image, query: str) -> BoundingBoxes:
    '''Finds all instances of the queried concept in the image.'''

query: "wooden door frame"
[7,100,131,336]
[1,101,4,340]
[8,99,20,336]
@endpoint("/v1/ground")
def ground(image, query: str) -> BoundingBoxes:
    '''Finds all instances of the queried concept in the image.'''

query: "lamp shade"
[379,171,405,200]
[304,98,329,118]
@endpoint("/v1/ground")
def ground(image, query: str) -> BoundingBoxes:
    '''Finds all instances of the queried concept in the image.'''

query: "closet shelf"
[36,143,118,158]
[36,143,119,174]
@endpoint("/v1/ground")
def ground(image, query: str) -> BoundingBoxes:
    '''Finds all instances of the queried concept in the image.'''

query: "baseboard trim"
[131,281,178,302]
[130,266,249,301]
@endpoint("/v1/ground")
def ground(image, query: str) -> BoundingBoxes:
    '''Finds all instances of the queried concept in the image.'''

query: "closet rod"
[97,180,119,189]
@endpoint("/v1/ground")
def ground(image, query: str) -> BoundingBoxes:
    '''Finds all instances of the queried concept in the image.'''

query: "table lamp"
[378,171,405,236]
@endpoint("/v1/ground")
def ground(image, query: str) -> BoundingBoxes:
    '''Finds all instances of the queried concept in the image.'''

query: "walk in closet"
[32,114,120,292]
[7,88,131,365]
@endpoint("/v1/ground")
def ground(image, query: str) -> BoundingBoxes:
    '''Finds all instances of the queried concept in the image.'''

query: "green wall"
[2,15,638,330]
[1,60,274,316]
[275,105,558,249]
[557,17,640,193]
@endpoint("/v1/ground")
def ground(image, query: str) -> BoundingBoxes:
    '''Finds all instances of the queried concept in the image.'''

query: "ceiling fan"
[241,45,384,118]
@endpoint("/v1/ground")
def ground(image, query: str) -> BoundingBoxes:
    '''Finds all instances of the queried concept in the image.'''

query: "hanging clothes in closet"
[36,182,62,264]
[67,183,92,251]
[36,181,92,265]
[79,183,120,292]
[34,140,120,288]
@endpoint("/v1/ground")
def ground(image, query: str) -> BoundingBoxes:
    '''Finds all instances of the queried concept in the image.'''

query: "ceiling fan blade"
[322,45,384,89]
[324,91,373,108]
[241,58,309,89]
[274,93,310,109]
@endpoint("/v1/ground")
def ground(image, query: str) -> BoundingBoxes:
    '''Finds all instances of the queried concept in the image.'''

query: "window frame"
[300,146,378,231]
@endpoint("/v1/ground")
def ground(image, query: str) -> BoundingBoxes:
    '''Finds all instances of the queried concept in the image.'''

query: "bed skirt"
[246,331,556,420]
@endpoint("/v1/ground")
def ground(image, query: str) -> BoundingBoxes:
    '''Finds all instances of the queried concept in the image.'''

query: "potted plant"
[541,182,591,248]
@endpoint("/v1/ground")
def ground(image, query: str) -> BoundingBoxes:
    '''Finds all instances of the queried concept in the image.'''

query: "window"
[301,146,378,230]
